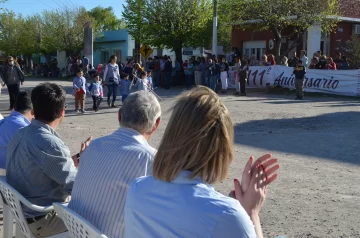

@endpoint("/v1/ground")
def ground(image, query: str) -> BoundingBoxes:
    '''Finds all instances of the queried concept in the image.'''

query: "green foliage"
[41,7,92,55]
[122,0,213,58]
[88,6,126,33]
[0,11,24,56]
[223,0,340,56]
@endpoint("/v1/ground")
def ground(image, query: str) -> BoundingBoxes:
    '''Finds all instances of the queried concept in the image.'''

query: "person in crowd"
[203,58,212,88]
[293,60,306,100]
[124,86,280,238]
[268,54,276,65]
[209,58,220,92]
[133,63,143,79]
[174,59,181,85]
[68,91,161,238]
[120,72,131,102]
[288,52,299,67]
[146,69,153,90]
[340,56,349,70]
[300,50,308,67]
[318,55,327,69]
[164,56,172,89]
[220,57,229,94]
[160,55,166,87]
[325,57,337,70]
[6,83,92,237]
[82,56,89,77]
[136,71,149,91]
[184,59,194,90]
[250,55,259,66]
[123,59,134,81]
[280,56,288,66]
[333,52,343,69]
[194,57,202,86]
[88,75,103,112]
[309,57,320,69]
[238,60,249,96]
[103,55,121,107]
[1,56,25,110]
[152,57,161,88]
[233,57,242,96]
[73,68,88,113]
[259,55,268,66]
[314,51,322,59]
[0,91,33,173]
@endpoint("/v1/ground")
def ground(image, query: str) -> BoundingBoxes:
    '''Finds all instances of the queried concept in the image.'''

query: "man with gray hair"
[68,91,161,238]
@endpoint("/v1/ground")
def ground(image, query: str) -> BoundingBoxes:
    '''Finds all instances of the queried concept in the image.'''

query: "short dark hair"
[297,60,303,63]
[14,91,32,113]
[31,83,66,122]
[121,72,129,79]
[76,68,83,74]
[140,71,147,78]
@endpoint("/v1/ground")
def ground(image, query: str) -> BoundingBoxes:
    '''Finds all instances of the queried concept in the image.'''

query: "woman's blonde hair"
[153,86,234,184]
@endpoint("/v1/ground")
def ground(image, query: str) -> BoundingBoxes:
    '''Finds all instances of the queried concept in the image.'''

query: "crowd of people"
[0,80,280,238]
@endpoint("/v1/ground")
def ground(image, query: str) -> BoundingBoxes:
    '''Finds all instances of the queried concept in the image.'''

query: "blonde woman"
[259,54,268,66]
[124,86,280,238]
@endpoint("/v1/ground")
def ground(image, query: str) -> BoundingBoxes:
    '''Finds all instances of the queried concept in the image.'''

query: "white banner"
[228,65,360,97]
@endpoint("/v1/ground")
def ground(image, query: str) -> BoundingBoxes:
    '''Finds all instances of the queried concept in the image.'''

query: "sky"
[3,0,125,17]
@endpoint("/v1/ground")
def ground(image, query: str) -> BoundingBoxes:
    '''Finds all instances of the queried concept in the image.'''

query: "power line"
[37,0,55,9]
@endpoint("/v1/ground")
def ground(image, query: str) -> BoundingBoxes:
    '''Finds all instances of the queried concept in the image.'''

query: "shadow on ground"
[234,111,360,165]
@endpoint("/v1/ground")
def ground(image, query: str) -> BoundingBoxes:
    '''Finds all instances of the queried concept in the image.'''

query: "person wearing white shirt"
[68,91,161,238]
[300,50,309,67]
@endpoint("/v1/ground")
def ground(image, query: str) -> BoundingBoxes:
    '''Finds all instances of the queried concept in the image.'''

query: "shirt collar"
[31,119,60,138]
[9,111,31,124]
[114,127,150,147]
[172,170,207,185]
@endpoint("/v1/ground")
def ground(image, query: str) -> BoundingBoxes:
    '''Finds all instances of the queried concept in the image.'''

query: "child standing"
[88,75,103,112]
[120,73,131,102]
[136,71,148,91]
[73,68,88,113]
[293,60,306,100]
[146,69,153,90]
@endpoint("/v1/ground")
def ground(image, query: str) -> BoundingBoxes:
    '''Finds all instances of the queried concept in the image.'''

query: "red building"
[231,0,360,60]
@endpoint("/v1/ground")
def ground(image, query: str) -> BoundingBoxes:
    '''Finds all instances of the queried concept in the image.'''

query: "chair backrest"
[53,203,108,238]
[0,176,34,238]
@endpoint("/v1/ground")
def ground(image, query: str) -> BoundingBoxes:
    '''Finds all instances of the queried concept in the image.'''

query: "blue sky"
[3,0,125,17]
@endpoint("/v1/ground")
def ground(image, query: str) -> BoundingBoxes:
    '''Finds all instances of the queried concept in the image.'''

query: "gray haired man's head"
[119,91,161,134]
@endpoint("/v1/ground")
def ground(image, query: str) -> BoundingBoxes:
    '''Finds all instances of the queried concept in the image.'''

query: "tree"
[42,7,92,56]
[122,0,213,61]
[223,0,340,58]
[88,6,126,33]
[0,11,24,56]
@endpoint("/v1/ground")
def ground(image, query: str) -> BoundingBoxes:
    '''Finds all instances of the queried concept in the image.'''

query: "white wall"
[57,50,66,69]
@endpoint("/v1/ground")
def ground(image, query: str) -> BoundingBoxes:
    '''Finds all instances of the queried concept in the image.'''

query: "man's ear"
[153,117,160,132]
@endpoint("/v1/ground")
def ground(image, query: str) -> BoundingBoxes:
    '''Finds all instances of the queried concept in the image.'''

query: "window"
[101,51,109,64]
[113,50,122,62]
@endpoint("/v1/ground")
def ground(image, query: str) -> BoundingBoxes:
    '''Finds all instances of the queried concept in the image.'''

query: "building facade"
[231,0,360,60]
[93,30,135,66]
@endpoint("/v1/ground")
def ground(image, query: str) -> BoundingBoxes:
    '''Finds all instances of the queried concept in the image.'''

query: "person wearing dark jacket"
[209,59,220,92]
[164,56,172,89]
[293,60,306,100]
[1,56,25,110]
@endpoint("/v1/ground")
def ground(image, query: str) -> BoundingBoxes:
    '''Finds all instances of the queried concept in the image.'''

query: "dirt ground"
[0,79,360,238]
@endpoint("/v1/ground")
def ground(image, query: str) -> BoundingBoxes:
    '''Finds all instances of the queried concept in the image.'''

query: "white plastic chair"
[0,176,68,238]
[53,203,108,238]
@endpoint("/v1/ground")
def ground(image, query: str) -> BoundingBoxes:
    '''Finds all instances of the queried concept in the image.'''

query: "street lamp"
[212,0,218,57]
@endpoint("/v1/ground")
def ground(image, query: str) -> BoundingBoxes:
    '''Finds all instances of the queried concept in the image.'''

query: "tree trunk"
[26,55,33,71]
[174,45,183,64]
[272,27,282,63]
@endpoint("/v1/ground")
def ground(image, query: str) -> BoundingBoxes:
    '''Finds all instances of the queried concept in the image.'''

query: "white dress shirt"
[68,128,156,238]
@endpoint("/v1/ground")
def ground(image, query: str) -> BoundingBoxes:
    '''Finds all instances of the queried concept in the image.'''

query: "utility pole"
[212,0,218,57]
